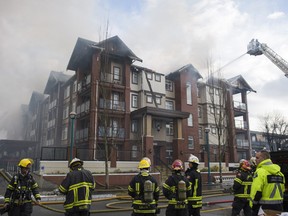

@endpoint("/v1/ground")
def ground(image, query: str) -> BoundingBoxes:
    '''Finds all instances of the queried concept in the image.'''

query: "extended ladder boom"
[247,39,288,77]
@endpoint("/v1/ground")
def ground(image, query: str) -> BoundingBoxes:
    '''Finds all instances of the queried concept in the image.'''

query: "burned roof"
[166,64,202,80]
[44,71,72,94]
[67,35,142,71]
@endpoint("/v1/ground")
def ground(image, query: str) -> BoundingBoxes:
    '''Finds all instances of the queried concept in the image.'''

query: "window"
[132,72,138,84]
[186,82,192,105]
[155,74,161,82]
[166,80,173,91]
[166,122,174,136]
[63,106,69,119]
[210,106,215,114]
[156,96,161,105]
[188,136,194,149]
[188,114,193,127]
[61,125,68,140]
[64,86,70,99]
[215,88,219,95]
[198,107,202,118]
[146,72,152,80]
[131,120,138,133]
[198,127,203,139]
[197,86,200,97]
[132,94,138,108]
[132,145,137,158]
[165,101,174,110]
[209,87,214,94]
[147,95,153,103]
[252,135,256,142]
[73,80,77,93]
[113,66,120,81]
[112,92,120,107]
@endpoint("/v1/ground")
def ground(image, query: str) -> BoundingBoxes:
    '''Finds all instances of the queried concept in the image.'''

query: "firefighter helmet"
[138,159,150,169]
[18,158,32,168]
[69,158,83,168]
[250,157,256,167]
[142,157,151,166]
[172,159,184,171]
[239,159,251,171]
[188,154,200,164]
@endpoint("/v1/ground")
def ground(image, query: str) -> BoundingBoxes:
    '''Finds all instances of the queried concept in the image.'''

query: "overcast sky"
[1,0,288,137]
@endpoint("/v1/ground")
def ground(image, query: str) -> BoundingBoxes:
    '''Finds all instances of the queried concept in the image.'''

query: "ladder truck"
[247,39,288,78]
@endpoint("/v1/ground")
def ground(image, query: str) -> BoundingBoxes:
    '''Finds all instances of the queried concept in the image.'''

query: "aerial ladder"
[247,39,288,78]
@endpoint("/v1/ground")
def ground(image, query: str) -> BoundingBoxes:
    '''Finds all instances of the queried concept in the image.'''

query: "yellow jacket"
[250,159,285,207]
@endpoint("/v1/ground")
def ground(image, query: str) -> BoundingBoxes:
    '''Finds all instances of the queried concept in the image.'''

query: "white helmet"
[69,158,83,168]
[188,154,200,164]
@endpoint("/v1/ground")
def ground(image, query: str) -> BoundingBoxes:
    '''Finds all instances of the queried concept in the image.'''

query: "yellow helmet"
[141,157,151,166]
[138,159,150,169]
[18,158,32,168]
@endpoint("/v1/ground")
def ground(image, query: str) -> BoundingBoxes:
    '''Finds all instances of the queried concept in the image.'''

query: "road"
[29,193,233,216]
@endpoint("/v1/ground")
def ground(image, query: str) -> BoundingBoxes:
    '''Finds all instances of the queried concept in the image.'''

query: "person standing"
[163,159,192,216]
[128,158,160,216]
[185,154,202,216]
[250,150,285,216]
[3,158,41,216]
[231,159,253,216]
[59,158,95,216]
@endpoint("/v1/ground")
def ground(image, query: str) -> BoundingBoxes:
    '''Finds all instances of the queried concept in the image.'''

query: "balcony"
[235,119,248,130]
[100,72,123,85]
[237,139,249,149]
[99,98,125,111]
[98,126,125,139]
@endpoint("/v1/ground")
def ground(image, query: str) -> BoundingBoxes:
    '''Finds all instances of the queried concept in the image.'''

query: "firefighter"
[231,159,253,216]
[59,158,95,216]
[128,158,160,216]
[3,158,41,216]
[163,159,192,216]
[250,150,285,216]
[185,154,202,216]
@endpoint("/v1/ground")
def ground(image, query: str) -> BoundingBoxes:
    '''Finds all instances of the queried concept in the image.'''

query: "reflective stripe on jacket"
[250,159,285,207]
[59,168,95,210]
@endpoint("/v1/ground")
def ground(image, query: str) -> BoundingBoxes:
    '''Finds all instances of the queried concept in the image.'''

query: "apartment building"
[24,35,255,167]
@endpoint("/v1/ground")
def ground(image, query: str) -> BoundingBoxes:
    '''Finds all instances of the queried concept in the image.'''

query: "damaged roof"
[44,71,72,94]
[227,75,256,93]
[67,35,142,71]
[166,64,202,80]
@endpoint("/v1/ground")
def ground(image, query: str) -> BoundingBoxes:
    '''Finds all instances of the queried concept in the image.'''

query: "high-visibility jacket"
[59,167,95,211]
[185,168,202,208]
[128,170,160,214]
[162,172,192,208]
[233,169,252,199]
[4,173,41,205]
[250,159,285,207]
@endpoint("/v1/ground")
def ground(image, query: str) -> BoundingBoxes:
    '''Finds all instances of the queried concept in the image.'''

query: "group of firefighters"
[0,149,285,216]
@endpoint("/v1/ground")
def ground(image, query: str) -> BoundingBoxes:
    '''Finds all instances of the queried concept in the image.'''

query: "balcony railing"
[100,72,123,85]
[236,139,249,149]
[233,101,247,111]
[75,128,89,141]
[99,98,125,111]
[235,120,248,129]
[98,126,125,138]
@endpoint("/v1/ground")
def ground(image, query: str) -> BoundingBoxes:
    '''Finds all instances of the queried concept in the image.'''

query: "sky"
[1,0,288,138]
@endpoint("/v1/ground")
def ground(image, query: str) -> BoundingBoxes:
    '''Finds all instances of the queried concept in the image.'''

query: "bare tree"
[206,58,229,183]
[260,112,288,151]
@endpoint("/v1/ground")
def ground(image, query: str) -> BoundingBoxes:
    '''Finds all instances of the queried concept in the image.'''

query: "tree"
[260,112,288,151]
[205,57,230,183]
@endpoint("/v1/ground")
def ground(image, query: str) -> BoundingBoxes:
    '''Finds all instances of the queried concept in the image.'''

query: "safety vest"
[250,159,285,207]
